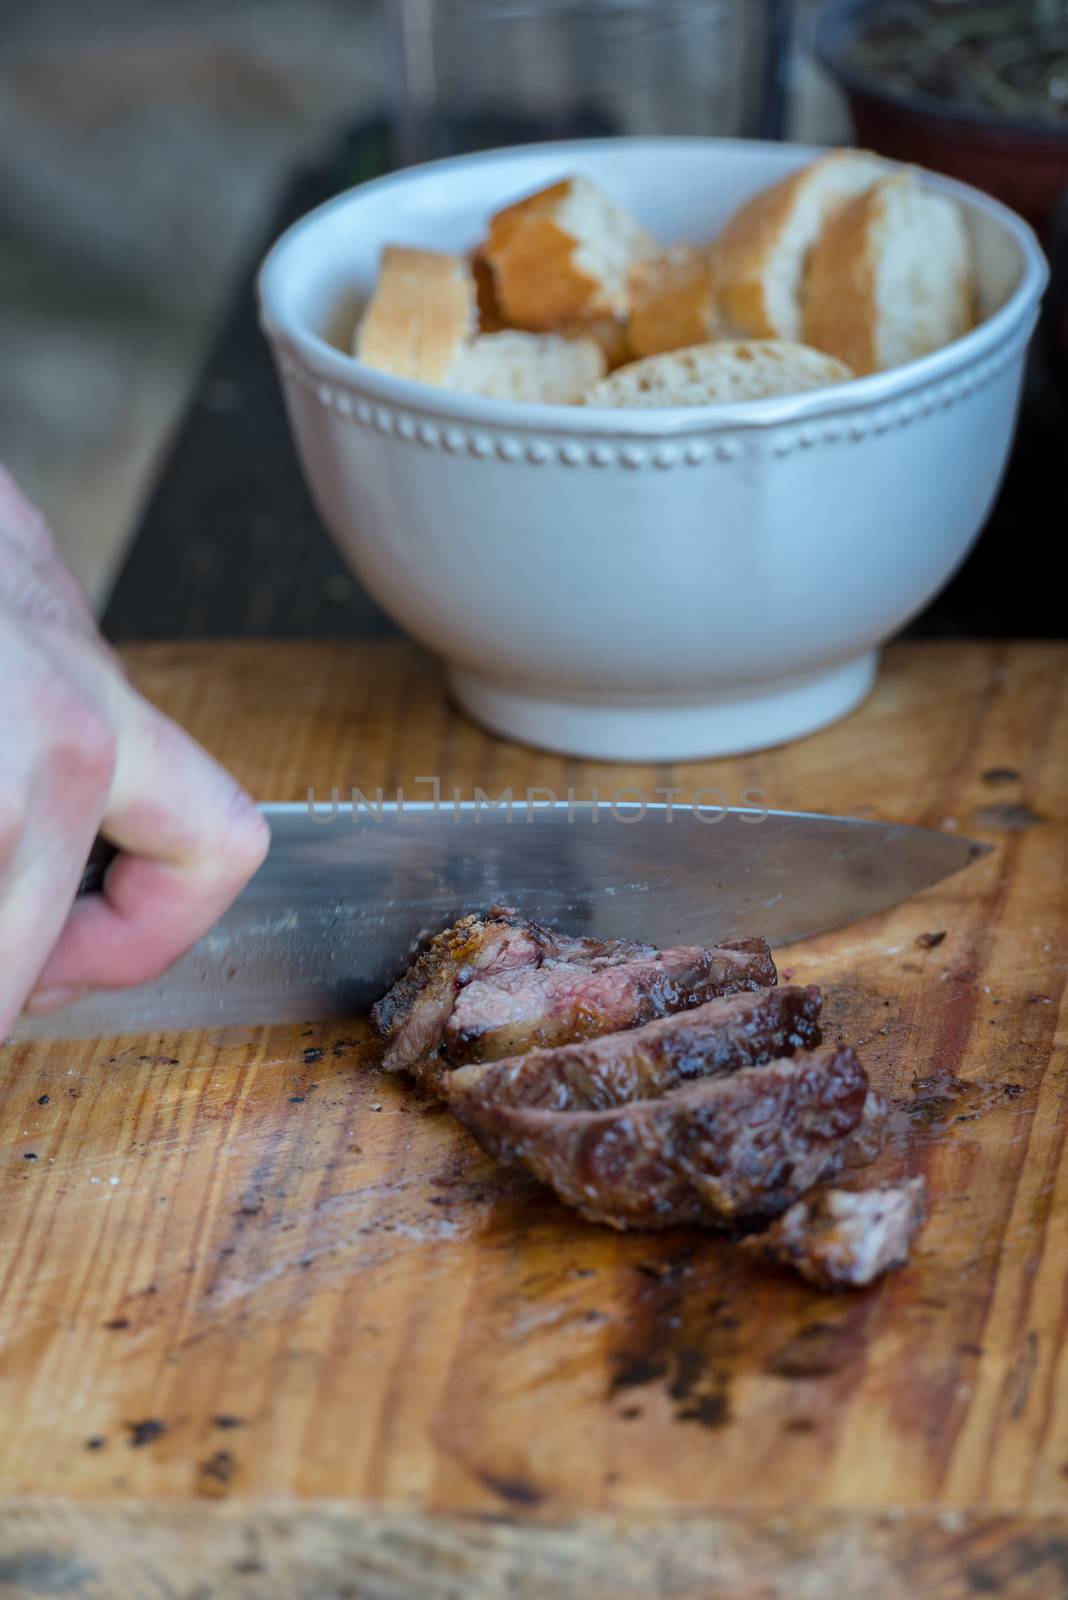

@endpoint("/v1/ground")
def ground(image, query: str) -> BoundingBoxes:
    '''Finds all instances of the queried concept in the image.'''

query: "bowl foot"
[448,653,877,762]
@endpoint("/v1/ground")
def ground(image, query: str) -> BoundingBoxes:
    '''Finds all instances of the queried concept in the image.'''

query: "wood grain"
[1,640,1066,1597]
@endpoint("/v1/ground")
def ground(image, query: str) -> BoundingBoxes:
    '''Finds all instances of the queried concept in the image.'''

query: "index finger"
[30,681,269,994]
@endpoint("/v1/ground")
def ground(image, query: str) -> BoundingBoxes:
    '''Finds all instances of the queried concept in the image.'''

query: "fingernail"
[24,985,89,1015]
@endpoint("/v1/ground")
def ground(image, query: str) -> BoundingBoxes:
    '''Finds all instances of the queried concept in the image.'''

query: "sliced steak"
[372,909,546,1075]
[466,1045,878,1230]
[447,985,823,1160]
[446,937,776,1069]
[741,1178,927,1289]
[373,908,642,1075]
[373,906,776,1085]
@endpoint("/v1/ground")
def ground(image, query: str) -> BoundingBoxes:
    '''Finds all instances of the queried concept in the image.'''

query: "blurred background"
[1,0,1064,625]
[0,0,385,602]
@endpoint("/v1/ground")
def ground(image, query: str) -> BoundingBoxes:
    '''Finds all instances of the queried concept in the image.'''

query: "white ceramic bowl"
[258,138,1047,762]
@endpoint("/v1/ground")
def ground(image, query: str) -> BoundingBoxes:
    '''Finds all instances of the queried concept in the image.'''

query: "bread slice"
[585,340,852,408]
[355,245,475,382]
[483,175,654,331]
[556,316,632,372]
[803,171,974,375]
[449,331,605,404]
[713,150,891,340]
[469,248,506,333]
[470,245,629,367]
[627,245,730,360]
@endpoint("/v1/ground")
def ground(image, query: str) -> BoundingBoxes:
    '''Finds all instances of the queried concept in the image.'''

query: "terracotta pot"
[815,0,1068,240]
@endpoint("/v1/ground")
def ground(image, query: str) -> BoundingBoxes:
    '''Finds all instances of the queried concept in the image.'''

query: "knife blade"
[8,801,987,1041]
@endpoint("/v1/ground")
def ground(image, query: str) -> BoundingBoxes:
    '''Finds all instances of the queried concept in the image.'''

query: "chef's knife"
[9,802,987,1041]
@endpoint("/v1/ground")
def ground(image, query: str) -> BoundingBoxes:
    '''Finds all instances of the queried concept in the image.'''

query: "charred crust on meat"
[465,1045,875,1231]
[446,985,823,1162]
[373,909,777,1085]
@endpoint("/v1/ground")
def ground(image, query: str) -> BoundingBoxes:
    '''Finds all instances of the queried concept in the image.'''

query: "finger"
[0,464,99,643]
[36,551,100,639]
[32,685,269,992]
[0,795,90,1040]
[0,671,113,1038]
[0,464,56,564]
[0,470,103,644]
[0,539,97,636]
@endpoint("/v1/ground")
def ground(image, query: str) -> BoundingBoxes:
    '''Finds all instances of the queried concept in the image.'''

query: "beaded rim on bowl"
[275,331,1027,469]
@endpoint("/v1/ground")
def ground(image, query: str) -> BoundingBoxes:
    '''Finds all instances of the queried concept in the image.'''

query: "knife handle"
[78,836,118,897]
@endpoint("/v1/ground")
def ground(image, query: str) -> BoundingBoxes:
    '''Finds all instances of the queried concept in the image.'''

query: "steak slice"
[445,937,776,1070]
[447,985,823,1161]
[466,1045,878,1230]
[372,909,549,1076]
[741,1178,927,1288]
[373,906,776,1084]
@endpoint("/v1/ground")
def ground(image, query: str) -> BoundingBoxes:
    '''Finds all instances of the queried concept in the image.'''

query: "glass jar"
[384,0,787,164]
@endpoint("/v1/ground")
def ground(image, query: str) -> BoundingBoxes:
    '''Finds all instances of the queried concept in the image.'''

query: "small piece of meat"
[373,906,776,1085]
[445,937,777,1069]
[742,1178,927,1289]
[471,1046,876,1230]
[447,985,823,1161]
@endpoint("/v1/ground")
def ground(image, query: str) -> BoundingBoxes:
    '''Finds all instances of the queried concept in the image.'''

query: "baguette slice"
[469,248,506,333]
[471,246,630,368]
[713,150,891,340]
[355,245,475,383]
[585,340,852,408]
[627,245,731,360]
[803,171,974,375]
[483,175,654,331]
[449,331,605,405]
[556,315,632,373]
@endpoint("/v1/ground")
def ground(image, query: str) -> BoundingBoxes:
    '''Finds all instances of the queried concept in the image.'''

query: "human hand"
[0,466,269,1038]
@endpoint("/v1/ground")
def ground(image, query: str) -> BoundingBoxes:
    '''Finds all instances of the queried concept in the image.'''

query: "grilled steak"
[447,985,823,1161]
[369,910,919,1287]
[741,1178,926,1288]
[447,938,777,1068]
[467,1045,878,1230]
[373,907,776,1086]
[372,910,548,1076]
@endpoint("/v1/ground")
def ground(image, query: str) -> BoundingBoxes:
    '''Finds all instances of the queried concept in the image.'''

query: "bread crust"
[713,150,888,339]
[712,167,808,338]
[484,180,606,329]
[469,247,506,333]
[627,246,727,359]
[801,188,880,376]
[471,234,630,366]
[356,245,474,382]
[803,172,973,374]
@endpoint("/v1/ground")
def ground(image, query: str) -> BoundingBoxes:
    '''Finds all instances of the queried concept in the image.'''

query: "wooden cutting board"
[1,639,1066,1599]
